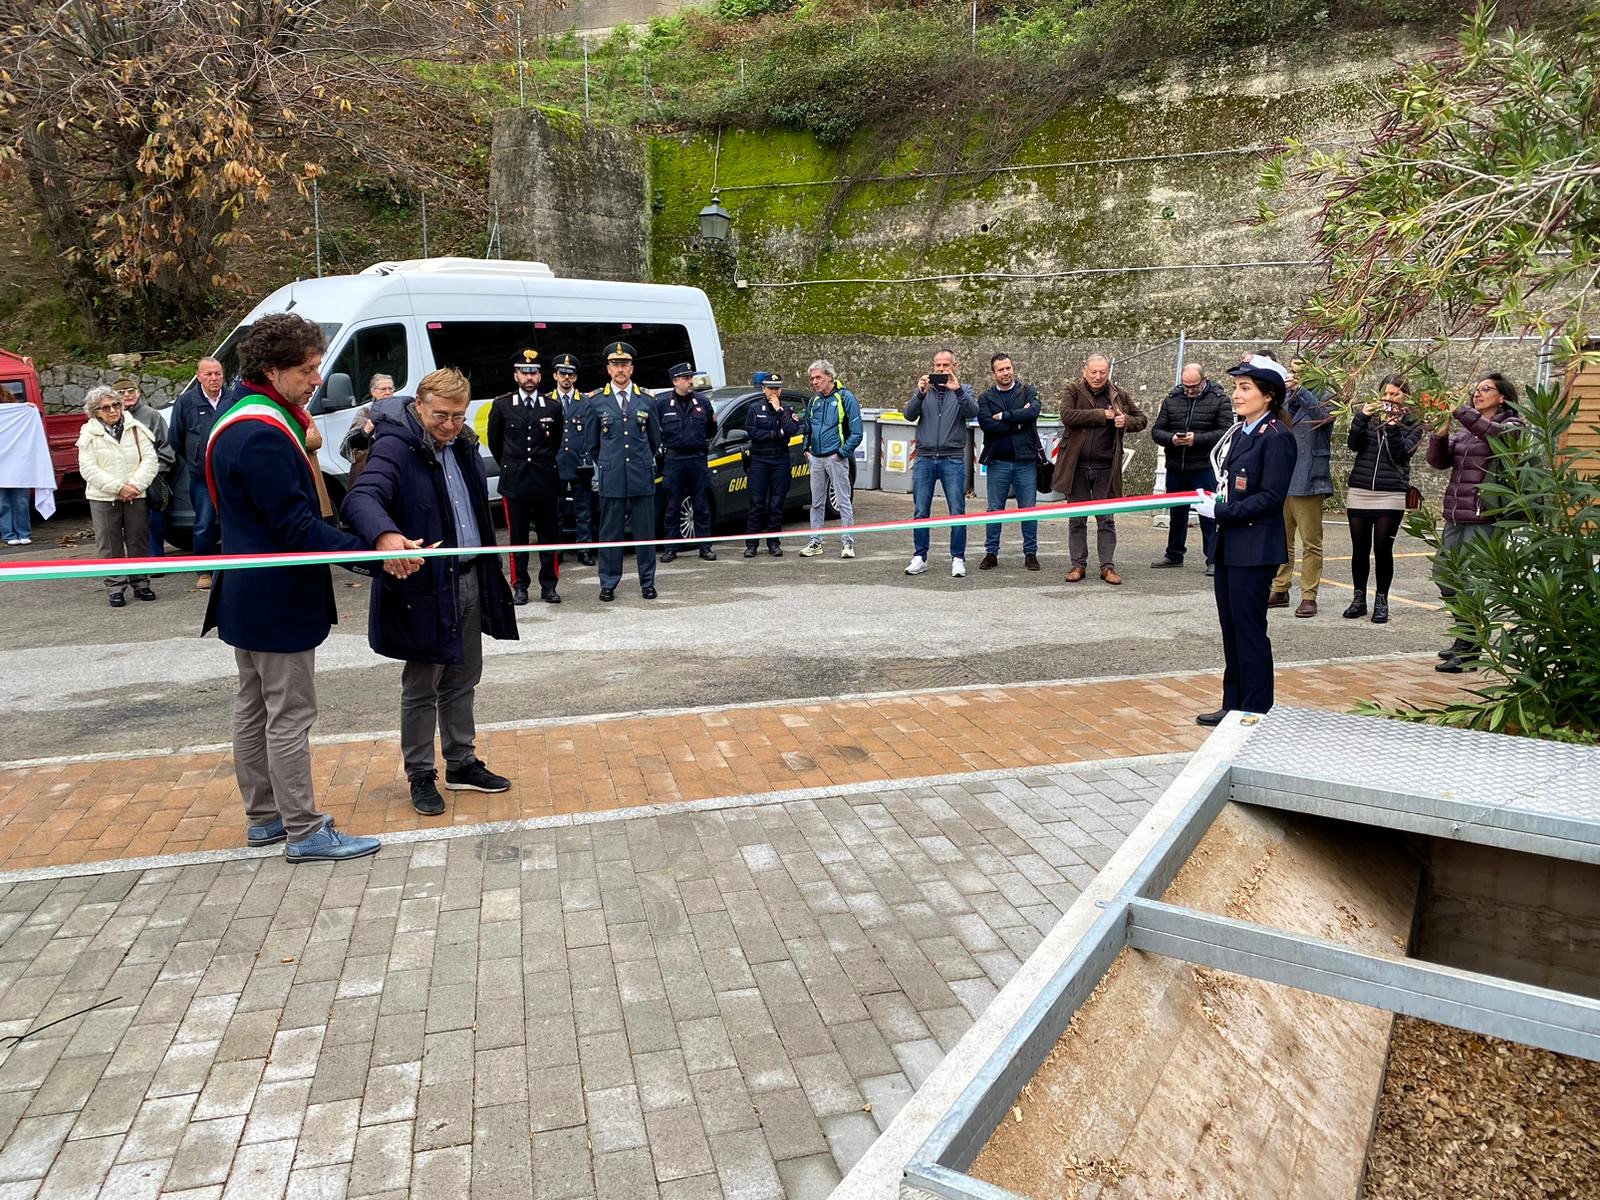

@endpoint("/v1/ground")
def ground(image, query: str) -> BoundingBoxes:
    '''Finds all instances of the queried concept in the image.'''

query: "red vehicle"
[1,348,83,496]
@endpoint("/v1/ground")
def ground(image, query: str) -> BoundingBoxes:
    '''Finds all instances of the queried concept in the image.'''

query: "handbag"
[1405,485,1422,510]
[147,472,172,512]
[1035,444,1055,495]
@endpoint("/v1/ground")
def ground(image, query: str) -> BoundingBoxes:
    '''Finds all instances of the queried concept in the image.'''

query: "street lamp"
[698,191,732,244]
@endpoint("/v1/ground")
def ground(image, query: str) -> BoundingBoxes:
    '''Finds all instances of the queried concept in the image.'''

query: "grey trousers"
[401,570,482,776]
[1068,465,1117,568]
[807,453,854,544]
[89,498,150,594]
[233,646,327,842]
[1436,520,1494,598]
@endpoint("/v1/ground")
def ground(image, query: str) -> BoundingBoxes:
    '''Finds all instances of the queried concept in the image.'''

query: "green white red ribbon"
[0,491,1205,584]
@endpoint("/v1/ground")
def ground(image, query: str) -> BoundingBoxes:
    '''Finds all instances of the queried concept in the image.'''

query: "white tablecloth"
[0,404,58,519]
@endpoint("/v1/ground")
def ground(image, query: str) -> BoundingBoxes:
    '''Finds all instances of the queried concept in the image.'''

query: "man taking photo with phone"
[905,349,979,578]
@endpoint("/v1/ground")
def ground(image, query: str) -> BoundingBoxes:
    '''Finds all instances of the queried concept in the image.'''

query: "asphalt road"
[0,491,1452,760]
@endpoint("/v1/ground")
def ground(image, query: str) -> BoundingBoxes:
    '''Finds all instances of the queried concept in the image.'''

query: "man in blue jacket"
[976,353,1042,571]
[204,314,410,862]
[798,359,862,559]
[1269,358,1335,618]
[168,356,230,589]
[344,367,519,817]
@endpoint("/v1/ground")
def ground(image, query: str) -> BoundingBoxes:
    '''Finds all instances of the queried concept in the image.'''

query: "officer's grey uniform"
[585,383,662,591]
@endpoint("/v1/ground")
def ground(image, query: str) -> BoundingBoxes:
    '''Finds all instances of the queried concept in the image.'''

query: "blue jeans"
[190,476,220,560]
[983,459,1037,556]
[147,506,167,556]
[1163,464,1218,564]
[0,488,29,541]
[913,454,967,559]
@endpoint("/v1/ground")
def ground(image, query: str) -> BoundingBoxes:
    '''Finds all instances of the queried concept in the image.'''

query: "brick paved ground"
[0,657,1468,872]
[0,758,1178,1199]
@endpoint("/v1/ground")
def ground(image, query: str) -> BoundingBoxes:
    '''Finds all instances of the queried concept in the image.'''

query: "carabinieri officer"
[487,349,563,605]
[1195,354,1298,726]
[584,341,662,602]
[658,362,718,562]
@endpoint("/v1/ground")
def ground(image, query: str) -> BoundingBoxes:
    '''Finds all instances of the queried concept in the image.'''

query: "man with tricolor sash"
[204,313,418,863]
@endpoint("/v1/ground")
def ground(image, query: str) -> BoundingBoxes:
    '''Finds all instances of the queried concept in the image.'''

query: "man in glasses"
[111,376,176,556]
[344,367,519,816]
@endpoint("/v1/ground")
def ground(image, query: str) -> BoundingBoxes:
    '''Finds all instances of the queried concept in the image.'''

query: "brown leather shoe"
[1064,566,1087,583]
[978,553,998,571]
[1024,554,1040,571]
[1266,590,1291,608]
[1294,599,1317,618]
[1100,565,1122,585]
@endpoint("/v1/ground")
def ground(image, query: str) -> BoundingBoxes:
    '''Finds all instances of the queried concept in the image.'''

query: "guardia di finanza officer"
[487,349,563,605]
[551,353,598,566]
[659,362,718,562]
[585,341,662,602]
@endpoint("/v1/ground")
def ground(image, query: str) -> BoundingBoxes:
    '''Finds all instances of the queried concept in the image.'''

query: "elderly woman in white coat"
[77,384,160,606]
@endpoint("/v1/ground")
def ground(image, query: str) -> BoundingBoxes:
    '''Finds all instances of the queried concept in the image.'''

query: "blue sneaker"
[284,819,380,864]
[246,817,287,848]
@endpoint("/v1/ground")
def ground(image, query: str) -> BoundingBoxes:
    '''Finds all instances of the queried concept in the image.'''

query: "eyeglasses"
[555,369,576,376]
[1473,383,1500,395]
[96,403,124,413]
[421,409,466,426]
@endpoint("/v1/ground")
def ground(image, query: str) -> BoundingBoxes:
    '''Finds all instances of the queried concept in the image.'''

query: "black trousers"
[598,494,657,590]
[562,468,599,544]
[1213,561,1277,714]
[503,490,560,592]
[745,454,791,549]
[662,455,712,549]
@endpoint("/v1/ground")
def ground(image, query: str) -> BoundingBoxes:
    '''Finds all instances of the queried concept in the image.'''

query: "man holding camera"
[905,349,979,578]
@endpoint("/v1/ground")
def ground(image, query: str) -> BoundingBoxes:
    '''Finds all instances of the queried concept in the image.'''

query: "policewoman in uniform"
[745,373,800,557]
[1196,354,1298,726]
[551,352,598,566]
[487,350,564,605]
[658,362,718,562]
[584,341,662,602]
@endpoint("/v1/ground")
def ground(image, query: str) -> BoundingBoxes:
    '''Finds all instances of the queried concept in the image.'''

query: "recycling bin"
[855,408,881,491]
[877,411,916,494]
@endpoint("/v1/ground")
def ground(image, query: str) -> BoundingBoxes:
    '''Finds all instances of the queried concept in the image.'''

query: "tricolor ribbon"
[0,491,1206,584]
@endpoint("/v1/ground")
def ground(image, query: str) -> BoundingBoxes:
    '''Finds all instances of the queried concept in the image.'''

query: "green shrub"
[1356,384,1600,739]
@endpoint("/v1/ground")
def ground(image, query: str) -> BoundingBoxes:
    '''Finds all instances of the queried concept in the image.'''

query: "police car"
[656,383,856,539]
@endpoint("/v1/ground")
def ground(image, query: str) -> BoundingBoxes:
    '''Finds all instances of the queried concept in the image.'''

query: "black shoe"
[641,586,658,600]
[661,549,678,563]
[108,592,126,607]
[1342,591,1367,619]
[699,547,717,561]
[541,589,561,604]
[1436,656,1474,674]
[1149,558,1182,569]
[1196,710,1227,727]
[133,586,157,602]
[769,545,783,557]
[445,760,510,793]
[410,771,446,815]
[1025,554,1040,571]
[599,587,615,602]
[1438,636,1472,660]
[578,551,597,566]
[744,544,759,558]
[1204,562,1215,577]
[512,585,529,606]
[1371,594,1390,624]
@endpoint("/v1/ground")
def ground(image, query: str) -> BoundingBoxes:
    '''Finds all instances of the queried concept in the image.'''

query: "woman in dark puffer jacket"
[1426,372,1525,672]
[1343,376,1424,625]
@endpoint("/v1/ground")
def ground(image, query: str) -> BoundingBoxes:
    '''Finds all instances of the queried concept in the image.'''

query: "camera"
[929,372,950,388]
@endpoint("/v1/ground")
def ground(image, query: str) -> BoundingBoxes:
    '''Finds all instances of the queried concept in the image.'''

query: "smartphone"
[929,372,950,388]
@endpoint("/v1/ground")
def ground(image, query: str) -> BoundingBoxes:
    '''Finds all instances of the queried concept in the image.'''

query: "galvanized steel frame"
[903,715,1600,1200]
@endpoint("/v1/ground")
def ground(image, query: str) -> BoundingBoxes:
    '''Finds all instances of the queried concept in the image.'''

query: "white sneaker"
[840,544,855,559]
[952,557,966,578]
[3,539,19,546]
[905,555,928,576]
[17,538,30,545]
[799,540,823,557]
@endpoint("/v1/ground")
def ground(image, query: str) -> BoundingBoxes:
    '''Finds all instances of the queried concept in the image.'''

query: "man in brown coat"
[1051,354,1148,584]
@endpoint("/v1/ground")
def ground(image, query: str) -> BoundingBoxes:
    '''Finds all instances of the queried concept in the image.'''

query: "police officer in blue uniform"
[584,341,662,602]
[745,373,800,557]
[551,352,598,567]
[487,349,564,605]
[1196,354,1299,726]
[658,362,718,562]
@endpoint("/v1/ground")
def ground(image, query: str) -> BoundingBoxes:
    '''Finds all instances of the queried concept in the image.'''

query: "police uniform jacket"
[553,389,591,480]
[584,384,661,499]
[487,389,562,499]
[1212,415,1298,568]
[660,390,718,455]
[748,400,800,458]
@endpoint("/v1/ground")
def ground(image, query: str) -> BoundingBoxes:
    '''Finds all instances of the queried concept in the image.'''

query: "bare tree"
[0,0,539,341]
